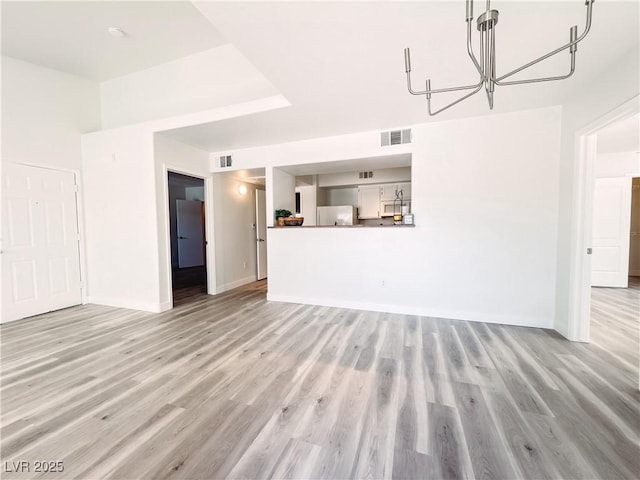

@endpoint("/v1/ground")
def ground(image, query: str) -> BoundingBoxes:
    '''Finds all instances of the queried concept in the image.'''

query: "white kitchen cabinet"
[379,184,396,202]
[357,185,381,219]
[380,183,411,202]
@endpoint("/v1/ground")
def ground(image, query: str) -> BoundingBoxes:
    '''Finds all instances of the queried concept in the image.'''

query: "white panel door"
[591,177,632,287]
[629,178,640,276]
[1,163,82,323]
[256,189,267,280]
[176,199,205,268]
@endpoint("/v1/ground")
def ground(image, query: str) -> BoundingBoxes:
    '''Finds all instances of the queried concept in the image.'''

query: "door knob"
[179,236,187,239]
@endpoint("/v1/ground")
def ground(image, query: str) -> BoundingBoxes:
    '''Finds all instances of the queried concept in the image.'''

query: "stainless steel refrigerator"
[316,206,358,226]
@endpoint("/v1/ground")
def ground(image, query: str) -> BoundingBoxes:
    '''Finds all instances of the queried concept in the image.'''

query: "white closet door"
[2,163,82,322]
[256,189,267,280]
[591,177,632,288]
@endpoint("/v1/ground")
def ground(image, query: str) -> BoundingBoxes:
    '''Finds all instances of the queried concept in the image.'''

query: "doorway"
[167,172,207,303]
[589,114,639,366]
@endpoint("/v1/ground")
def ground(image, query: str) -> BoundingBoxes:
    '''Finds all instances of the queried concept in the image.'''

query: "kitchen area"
[290,154,414,227]
[266,152,417,309]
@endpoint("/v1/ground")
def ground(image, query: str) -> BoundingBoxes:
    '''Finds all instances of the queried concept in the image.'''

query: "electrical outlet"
[381,280,385,287]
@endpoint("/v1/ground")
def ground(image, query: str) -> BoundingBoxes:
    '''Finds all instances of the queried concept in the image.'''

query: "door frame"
[161,165,216,306]
[568,96,639,342]
[255,188,267,280]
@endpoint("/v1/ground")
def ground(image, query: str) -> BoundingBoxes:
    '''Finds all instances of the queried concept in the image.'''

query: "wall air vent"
[358,171,374,179]
[380,128,411,146]
[219,155,232,168]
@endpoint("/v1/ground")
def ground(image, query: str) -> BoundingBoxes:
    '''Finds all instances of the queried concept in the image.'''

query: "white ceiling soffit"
[162,0,639,152]
[1,1,227,81]
[279,153,412,177]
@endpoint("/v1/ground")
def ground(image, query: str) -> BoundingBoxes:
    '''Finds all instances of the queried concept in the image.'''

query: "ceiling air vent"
[219,155,232,168]
[381,128,411,146]
[359,171,374,179]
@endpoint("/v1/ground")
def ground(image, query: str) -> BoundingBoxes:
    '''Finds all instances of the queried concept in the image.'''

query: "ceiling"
[163,0,640,151]
[1,1,226,80]
[2,1,638,152]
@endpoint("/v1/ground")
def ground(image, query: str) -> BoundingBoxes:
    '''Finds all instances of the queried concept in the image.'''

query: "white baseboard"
[215,275,257,294]
[266,293,553,329]
[86,296,167,313]
[158,300,173,312]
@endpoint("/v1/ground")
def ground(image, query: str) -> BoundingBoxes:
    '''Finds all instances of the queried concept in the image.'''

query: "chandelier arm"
[404,47,482,96]
[406,73,428,96]
[465,17,484,76]
[495,0,593,83]
[426,79,482,95]
[495,53,576,86]
[406,73,480,96]
[427,83,483,116]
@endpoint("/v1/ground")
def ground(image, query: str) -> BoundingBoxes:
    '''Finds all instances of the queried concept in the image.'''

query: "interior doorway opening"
[587,113,639,369]
[571,97,639,343]
[168,171,207,304]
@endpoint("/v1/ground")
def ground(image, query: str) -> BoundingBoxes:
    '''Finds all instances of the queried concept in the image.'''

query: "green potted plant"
[275,209,292,226]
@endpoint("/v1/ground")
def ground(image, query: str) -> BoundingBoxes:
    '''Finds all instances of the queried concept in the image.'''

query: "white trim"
[74,171,89,306]
[267,293,553,329]
[215,276,257,294]
[86,296,171,313]
[567,95,639,341]
[162,165,217,306]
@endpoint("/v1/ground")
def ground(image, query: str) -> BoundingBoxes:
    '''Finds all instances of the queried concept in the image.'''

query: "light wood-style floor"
[1,280,638,479]
[590,276,640,372]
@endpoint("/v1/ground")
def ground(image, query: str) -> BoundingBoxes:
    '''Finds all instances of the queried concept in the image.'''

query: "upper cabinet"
[380,182,411,202]
[357,185,381,219]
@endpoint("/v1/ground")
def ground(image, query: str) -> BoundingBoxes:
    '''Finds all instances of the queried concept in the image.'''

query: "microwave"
[381,201,410,217]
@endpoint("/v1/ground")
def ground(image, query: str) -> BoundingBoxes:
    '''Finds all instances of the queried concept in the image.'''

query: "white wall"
[81,126,163,311]
[1,56,101,170]
[101,45,279,129]
[212,175,258,292]
[266,107,562,328]
[78,92,288,313]
[296,184,318,226]
[272,168,296,225]
[594,152,640,178]
[83,128,255,310]
[554,46,640,339]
